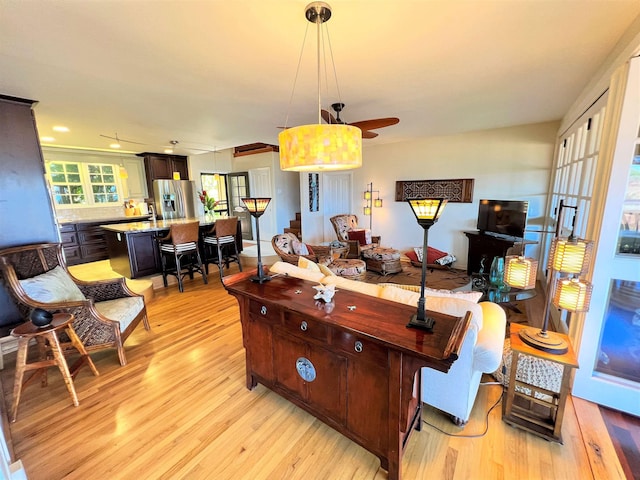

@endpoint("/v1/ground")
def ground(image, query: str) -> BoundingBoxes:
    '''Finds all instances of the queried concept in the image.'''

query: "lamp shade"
[279,124,362,171]
[504,256,538,290]
[241,197,271,217]
[363,206,371,216]
[407,198,448,227]
[364,190,371,200]
[374,198,383,208]
[553,278,593,312]
[548,237,594,275]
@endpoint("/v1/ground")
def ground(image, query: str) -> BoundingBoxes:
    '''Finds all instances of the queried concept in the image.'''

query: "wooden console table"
[224,271,470,480]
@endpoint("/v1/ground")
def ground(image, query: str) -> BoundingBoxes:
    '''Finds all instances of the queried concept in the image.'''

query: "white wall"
[345,121,559,271]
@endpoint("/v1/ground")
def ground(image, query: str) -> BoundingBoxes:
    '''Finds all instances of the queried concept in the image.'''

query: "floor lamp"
[406,198,448,331]
[241,197,272,284]
[519,234,594,354]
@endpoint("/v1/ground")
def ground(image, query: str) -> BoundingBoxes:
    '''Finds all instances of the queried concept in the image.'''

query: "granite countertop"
[60,215,152,225]
[101,216,216,233]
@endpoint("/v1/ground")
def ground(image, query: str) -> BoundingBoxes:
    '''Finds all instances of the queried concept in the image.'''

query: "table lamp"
[241,197,272,283]
[406,198,448,331]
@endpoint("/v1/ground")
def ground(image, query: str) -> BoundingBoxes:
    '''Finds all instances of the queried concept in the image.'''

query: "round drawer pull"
[354,341,363,353]
[300,321,308,331]
[260,306,267,316]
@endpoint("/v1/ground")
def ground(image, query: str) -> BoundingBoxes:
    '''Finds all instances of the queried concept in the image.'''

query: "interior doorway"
[227,172,252,240]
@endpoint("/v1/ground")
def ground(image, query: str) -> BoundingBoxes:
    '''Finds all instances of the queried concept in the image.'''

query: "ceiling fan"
[321,103,399,139]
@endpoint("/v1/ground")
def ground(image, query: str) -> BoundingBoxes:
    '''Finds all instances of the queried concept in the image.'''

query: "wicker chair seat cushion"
[326,259,366,277]
[94,297,145,333]
[362,247,401,261]
[18,265,86,303]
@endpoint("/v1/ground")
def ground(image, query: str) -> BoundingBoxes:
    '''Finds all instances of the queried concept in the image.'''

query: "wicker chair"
[271,233,332,265]
[0,243,150,366]
[271,233,367,281]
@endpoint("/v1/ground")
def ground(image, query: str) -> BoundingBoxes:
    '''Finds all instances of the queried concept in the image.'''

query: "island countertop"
[101,216,216,233]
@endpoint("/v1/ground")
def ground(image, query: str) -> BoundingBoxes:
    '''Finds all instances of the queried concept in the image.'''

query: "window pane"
[50,163,64,173]
[90,174,102,183]
[67,174,81,183]
[51,173,66,182]
[102,165,114,174]
[103,174,115,183]
[65,164,79,173]
[616,146,640,255]
[88,165,100,173]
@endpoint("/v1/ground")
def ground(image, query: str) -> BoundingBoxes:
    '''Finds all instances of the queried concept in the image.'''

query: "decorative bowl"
[30,308,53,328]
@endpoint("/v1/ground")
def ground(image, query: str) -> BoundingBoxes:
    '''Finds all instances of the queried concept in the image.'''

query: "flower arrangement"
[198,190,219,212]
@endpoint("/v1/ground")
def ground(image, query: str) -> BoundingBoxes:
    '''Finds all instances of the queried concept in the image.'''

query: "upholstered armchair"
[271,233,332,266]
[0,243,150,366]
[329,214,381,259]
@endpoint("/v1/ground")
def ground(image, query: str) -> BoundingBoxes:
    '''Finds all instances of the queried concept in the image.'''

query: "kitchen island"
[102,216,242,279]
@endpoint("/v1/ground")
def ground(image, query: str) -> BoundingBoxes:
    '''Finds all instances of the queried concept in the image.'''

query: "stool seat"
[327,258,367,280]
[362,247,402,275]
[10,313,99,422]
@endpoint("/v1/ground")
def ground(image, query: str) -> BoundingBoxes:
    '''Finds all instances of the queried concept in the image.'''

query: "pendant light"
[279,2,362,172]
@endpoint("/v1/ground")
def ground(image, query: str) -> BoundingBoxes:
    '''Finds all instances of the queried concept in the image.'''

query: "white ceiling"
[2,0,639,156]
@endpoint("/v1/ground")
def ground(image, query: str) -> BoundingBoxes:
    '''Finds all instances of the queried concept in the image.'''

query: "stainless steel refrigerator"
[153,180,197,219]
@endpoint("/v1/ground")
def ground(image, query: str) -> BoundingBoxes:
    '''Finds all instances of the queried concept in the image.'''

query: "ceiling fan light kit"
[279,2,363,172]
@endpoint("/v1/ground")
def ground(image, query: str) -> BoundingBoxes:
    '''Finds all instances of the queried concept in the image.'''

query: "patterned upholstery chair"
[329,214,401,275]
[329,214,380,258]
[0,243,150,366]
[271,233,367,281]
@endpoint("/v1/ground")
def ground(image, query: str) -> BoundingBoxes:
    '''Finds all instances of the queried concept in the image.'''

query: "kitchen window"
[47,161,122,206]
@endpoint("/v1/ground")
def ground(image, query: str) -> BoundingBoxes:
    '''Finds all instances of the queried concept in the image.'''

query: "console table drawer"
[332,330,388,366]
[282,312,329,343]
[249,300,280,324]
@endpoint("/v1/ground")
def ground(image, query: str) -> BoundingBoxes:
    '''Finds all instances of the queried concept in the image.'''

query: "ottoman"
[362,247,402,275]
[327,258,367,281]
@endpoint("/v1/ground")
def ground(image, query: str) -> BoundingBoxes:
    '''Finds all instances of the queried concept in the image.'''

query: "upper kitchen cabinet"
[121,157,148,199]
[138,152,189,198]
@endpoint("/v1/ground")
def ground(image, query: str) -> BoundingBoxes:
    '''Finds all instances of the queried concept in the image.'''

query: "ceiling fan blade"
[350,117,400,131]
[321,109,338,124]
[361,130,378,139]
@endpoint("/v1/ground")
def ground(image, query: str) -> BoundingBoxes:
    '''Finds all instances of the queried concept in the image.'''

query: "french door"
[571,58,640,415]
[228,172,252,240]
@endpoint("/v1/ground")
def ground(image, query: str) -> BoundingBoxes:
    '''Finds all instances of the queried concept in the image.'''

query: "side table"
[10,313,99,422]
[502,323,579,443]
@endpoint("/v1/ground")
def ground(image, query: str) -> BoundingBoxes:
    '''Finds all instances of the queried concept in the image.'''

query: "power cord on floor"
[421,384,504,438]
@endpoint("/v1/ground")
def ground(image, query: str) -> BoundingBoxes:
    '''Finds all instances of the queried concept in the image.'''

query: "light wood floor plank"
[0,274,626,479]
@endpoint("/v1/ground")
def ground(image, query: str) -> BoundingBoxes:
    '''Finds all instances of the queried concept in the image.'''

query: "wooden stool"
[10,313,99,422]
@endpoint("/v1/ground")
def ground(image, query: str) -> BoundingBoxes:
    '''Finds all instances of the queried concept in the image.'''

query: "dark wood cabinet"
[138,152,189,199]
[225,273,470,480]
[104,230,161,279]
[464,231,537,276]
[61,220,139,266]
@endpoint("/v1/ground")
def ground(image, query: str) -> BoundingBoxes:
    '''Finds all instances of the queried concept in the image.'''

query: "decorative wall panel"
[395,178,474,203]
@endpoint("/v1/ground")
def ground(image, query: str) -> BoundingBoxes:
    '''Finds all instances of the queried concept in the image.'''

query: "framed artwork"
[309,173,319,212]
[395,178,474,203]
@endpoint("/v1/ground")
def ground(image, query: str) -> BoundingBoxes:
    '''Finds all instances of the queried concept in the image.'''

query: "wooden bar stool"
[10,313,99,422]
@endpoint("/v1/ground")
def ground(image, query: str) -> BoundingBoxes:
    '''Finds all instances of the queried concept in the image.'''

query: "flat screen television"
[477,199,528,238]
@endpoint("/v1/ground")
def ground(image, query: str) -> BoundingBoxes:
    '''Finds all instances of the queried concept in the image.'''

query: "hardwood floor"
[0,268,629,479]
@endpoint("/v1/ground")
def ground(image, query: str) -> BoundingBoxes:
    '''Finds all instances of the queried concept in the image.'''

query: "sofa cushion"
[292,239,310,256]
[322,275,382,297]
[273,234,295,254]
[19,265,86,303]
[269,261,326,283]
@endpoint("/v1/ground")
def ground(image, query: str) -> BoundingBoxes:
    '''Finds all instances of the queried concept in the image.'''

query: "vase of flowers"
[198,190,219,214]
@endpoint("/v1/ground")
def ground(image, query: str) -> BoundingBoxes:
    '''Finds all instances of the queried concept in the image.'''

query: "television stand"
[463,231,537,276]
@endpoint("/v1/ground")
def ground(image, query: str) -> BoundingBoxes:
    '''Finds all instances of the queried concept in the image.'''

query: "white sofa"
[269,261,507,425]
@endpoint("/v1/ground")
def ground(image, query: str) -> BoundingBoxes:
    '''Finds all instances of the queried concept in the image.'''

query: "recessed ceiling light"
[110,143,121,149]
[164,148,173,154]
[52,126,69,132]
[40,136,55,142]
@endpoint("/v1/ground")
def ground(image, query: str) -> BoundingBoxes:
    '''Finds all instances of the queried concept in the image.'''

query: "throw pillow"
[413,247,424,262]
[298,256,320,272]
[291,239,309,256]
[347,229,368,246]
[318,263,336,277]
[405,250,419,264]
[19,265,86,303]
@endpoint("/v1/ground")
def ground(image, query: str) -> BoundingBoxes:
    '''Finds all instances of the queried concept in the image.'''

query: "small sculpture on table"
[313,284,337,314]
